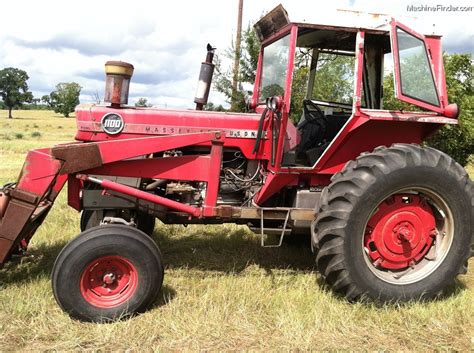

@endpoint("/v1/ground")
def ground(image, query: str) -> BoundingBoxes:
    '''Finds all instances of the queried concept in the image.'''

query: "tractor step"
[256,208,291,248]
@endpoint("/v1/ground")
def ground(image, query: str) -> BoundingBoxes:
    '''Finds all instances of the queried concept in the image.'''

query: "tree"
[383,53,473,166]
[204,102,226,111]
[135,98,152,107]
[91,90,101,104]
[46,82,82,117]
[0,68,33,118]
[214,24,260,112]
[41,94,53,108]
[231,0,244,111]
[426,53,473,166]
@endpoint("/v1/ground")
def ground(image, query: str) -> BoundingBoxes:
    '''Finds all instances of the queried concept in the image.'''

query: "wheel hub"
[80,255,138,308]
[364,195,437,270]
[102,272,116,285]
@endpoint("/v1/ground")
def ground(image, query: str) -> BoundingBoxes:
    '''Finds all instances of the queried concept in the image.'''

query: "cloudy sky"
[0,0,472,108]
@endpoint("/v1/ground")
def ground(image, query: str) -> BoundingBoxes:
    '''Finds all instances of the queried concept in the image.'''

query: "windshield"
[259,34,290,101]
[396,27,439,106]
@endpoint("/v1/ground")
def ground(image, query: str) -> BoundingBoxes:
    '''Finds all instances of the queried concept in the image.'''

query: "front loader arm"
[0,132,223,266]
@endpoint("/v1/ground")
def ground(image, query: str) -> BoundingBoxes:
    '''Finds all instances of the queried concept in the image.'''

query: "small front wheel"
[52,225,164,322]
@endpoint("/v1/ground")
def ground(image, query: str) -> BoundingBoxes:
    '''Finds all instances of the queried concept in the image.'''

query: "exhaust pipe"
[194,44,216,110]
[104,61,134,108]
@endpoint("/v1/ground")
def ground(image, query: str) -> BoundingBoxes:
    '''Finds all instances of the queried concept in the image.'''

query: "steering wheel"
[302,99,325,123]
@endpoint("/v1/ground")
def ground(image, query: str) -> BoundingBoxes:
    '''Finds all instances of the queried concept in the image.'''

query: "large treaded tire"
[52,225,164,322]
[312,144,473,302]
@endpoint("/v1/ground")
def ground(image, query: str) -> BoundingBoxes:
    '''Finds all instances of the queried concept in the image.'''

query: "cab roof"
[254,4,441,44]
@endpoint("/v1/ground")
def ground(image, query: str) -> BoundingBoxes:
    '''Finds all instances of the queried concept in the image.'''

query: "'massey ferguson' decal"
[101,113,125,135]
[81,121,265,139]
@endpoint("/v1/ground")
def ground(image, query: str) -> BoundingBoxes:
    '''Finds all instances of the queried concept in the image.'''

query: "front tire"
[52,225,164,322]
[313,144,473,302]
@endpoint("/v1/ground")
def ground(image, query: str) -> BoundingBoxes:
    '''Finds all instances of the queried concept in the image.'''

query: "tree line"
[0,67,81,118]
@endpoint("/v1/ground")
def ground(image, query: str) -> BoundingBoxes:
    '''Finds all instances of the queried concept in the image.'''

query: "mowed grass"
[0,110,473,350]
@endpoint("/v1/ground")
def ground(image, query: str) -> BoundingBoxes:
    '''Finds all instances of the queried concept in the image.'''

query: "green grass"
[0,110,473,350]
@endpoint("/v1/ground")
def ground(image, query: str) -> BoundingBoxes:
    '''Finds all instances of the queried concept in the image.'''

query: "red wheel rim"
[364,194,437,270]
[80,255,138,308]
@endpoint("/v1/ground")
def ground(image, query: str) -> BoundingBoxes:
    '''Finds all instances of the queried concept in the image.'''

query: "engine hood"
[74,104,264,158]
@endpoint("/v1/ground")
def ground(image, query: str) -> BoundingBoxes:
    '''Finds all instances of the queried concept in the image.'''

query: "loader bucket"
[0,148,66,266]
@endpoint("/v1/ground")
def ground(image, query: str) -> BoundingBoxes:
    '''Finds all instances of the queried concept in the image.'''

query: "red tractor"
[0,5,472,321]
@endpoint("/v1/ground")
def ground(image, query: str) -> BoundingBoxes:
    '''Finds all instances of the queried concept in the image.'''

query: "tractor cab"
[251,5,453,168]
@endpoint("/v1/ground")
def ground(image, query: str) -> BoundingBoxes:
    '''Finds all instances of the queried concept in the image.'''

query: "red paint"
[353,31,365,112]
[96,132,223,165]
[80,255,138,308]
[364,194,436,270]
[443,103,459,119]
[425,34,448,108]
[75,106,258,159]
[203,140,224,213]
[85,155,214,181]
[67,174,82,211]
[16,148,62,197]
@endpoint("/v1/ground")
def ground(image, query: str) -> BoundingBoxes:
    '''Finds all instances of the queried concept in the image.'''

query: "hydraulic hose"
[252,108,269,155]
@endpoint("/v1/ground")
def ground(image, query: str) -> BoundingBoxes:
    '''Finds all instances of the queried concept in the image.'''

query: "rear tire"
[52,225,164,322]
[313,144,473,302]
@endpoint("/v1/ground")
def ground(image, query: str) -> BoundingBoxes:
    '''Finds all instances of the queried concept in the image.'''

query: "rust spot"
[10,189,39,204]
[52,143,103,174]
[0,199,36,241]
[0,237,13,264]
[0,192,10,219]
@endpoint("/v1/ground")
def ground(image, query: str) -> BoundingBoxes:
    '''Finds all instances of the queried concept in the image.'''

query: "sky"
[0,0,472,109]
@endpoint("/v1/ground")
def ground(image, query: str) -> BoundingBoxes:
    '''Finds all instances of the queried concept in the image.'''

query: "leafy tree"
[0,68,33,118]
[135,98,152,107]
[204,102,226,111]
[239,25,260,84]
[289,66,310,123]
[383,73,414,111]
[383,53,473,166]
[426,53,473,166]
[41,94,53,108]
[214,24,260,112]
[45,82,82,117]
[312,54,354,104]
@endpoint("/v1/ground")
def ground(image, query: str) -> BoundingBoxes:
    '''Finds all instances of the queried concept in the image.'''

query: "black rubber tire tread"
[313,143,474,302]
[80,210,156,236]
[80,210,101,232]
[136,212,156,236]
[52,225,164,322]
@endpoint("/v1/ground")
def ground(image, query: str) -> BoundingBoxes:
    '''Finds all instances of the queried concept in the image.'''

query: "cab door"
[390,20,444,113]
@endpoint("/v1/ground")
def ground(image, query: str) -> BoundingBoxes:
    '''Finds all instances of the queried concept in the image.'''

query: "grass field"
[0,110,473,350]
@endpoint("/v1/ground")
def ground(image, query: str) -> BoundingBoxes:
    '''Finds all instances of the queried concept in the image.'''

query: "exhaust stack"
[104,61,134,107]
[194,44,216,110]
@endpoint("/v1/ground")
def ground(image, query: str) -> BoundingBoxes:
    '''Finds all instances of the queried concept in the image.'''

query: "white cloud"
[0,0,472,108]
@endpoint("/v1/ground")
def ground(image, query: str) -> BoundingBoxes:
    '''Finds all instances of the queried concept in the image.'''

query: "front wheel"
[52,225,164,322]
[313,144,473,302]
